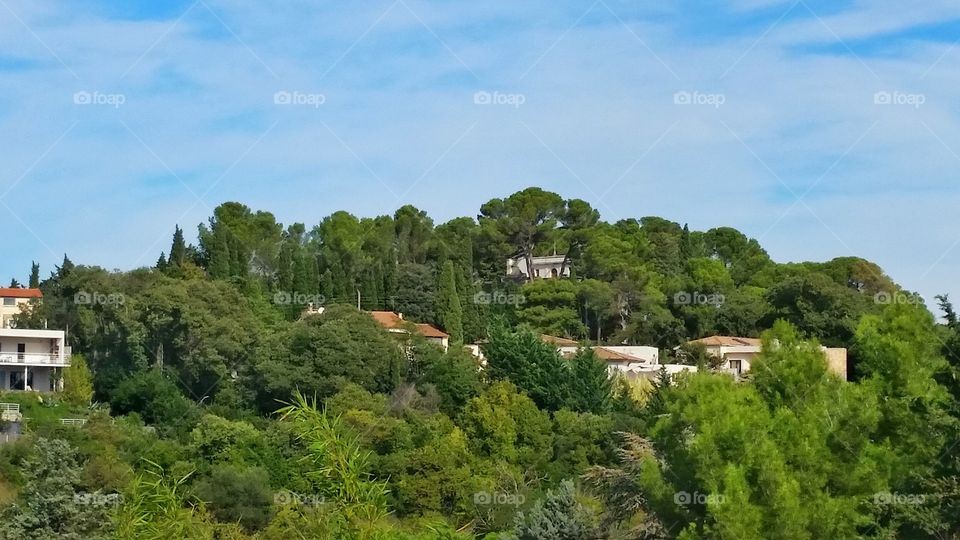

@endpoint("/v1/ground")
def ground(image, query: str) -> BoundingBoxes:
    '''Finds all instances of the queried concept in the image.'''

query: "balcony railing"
[0,352,69,365]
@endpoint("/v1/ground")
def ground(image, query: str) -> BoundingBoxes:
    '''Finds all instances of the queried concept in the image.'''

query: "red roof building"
[368,311,449,351]
[0,288,42,299]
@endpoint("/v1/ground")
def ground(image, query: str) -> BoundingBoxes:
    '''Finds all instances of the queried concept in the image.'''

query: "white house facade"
[0,328,70,392]
[506,255,570,280]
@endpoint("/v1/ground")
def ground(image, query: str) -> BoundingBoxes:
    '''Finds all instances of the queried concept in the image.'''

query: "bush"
[193,466,274,531]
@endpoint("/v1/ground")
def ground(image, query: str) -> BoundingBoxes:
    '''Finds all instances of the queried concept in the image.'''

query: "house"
[683,335,847,380]
[506,255,570,280]
[369,311,449,352]
[0,288,42,329]
[561,344,695,380]
[0,328,71,391]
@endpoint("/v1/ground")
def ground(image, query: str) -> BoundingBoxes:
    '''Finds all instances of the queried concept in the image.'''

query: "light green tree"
[62,353,94,407]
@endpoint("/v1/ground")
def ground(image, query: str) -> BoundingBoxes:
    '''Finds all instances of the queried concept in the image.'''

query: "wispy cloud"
[0,0,957,306]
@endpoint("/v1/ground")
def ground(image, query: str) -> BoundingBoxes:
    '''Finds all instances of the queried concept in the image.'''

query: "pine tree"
[645,365,673,419]
[436,261,463,344]
[156,252,167,270]
[567,347,612,414]
[28,261,39,288]
[169,225,187,267]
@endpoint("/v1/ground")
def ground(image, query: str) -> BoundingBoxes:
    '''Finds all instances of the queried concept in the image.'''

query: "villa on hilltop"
[506,254,570,280]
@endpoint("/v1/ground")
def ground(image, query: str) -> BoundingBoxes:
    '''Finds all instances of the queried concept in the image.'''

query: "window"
[729,359,742,374]
[2,298,14,306]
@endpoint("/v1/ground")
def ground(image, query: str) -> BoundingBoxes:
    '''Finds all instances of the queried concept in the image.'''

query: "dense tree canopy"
[1,188,955,538]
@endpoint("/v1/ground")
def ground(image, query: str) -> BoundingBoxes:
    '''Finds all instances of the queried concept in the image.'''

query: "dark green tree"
[566,348,612,414]
[28,261,39,288]
[436,261,463,344]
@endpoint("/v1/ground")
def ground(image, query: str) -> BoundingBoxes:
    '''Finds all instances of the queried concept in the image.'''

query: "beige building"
[0,288,42,329]
[684,335,847,380]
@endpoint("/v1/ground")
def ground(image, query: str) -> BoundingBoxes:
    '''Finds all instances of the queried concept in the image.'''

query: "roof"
[414,323,449,339]
[368,311,449,339]
[0,288,42,299]
[592,347,645,362]
[688,335,762,347]
[369,311,405,329]
[540,334,580,347]
[560,346,650,363]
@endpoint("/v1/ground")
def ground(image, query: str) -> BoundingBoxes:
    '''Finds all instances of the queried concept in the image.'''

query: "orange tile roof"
[369,311,404,329]
[414,323,449,339]
[689,335,761,347]
[0,288,42,299]
[368,311,448,339]
[540,334,580,346]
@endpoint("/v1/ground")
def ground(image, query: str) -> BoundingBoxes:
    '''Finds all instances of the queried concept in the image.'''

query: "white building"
[0,328,70,392]
[506,255,570,280]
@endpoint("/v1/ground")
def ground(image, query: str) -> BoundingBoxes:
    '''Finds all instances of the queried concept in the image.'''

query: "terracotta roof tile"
[0,288,42,299]
[368,311,448,339]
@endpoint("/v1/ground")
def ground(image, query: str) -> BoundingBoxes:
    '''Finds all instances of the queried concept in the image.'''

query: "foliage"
[0,438,113,540]
[277,390,390,523]
[62,353,94,407]
[193,465,274,531]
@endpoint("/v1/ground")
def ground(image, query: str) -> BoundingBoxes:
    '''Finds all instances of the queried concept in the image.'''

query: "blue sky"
[1,0,959,307]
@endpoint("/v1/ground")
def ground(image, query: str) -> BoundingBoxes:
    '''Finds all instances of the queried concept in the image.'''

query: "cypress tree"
[169,225,187,267]
[436,261,463,344]
[28,261,39,288]
[207,232,231,279]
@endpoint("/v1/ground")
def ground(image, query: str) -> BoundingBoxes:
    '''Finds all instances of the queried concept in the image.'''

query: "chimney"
[398,312,403,320]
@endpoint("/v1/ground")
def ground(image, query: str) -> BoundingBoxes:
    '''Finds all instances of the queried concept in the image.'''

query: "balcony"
[0,352,69,366]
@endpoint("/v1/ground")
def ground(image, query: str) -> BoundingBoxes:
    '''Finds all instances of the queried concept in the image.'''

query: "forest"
[0,186,957,539]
